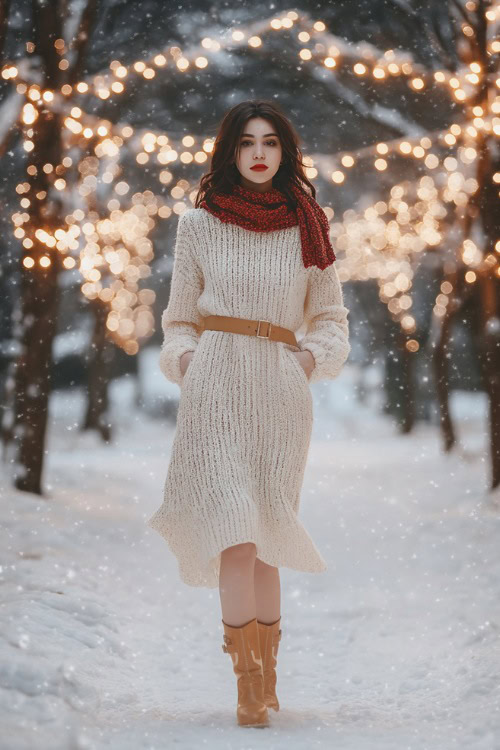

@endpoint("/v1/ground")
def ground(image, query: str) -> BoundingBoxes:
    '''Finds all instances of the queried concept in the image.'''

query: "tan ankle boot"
[222,617,270,728]
[257,617,281,711]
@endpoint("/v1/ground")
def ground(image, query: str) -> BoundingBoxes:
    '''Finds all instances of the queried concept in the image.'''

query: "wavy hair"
[194,100,316,212]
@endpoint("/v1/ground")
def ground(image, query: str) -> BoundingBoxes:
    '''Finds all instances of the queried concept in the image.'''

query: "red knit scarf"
[199,182,336,270]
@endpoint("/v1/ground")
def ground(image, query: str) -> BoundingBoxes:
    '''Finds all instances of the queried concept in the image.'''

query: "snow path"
[1,370,499,749]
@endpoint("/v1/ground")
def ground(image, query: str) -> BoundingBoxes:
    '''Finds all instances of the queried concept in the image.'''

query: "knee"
[221,542,257,565]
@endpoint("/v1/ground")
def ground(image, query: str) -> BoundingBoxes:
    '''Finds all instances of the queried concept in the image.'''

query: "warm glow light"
[341,155,355,167]
[424,154,439,169]
[1,65,18,79]
[9,12,498,346]
[22,103,38,125]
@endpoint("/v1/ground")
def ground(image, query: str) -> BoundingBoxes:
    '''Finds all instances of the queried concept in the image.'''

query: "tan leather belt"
[202,314,298,348]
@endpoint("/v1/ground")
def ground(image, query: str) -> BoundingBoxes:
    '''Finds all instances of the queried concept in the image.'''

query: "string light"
[5,5,499,354]
[2,8,498,104]
[326,157,489,339]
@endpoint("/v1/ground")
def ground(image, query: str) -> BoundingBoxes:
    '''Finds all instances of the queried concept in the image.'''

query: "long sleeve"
[298,262,351,384]
[158,211,204,386]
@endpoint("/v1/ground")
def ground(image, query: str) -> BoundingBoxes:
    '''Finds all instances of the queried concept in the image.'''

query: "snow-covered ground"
[1,358,499,750]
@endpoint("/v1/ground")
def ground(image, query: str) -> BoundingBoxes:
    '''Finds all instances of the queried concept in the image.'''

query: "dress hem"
[146,520,328,589]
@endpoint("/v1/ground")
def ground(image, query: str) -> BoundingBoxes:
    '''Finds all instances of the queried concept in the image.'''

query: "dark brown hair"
[194,100,316,212]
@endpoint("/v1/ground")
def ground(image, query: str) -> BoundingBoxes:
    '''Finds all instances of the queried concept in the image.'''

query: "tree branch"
[384,0,419,19]
[309,66,426,138]
[31,0,64,86]
[383,0,457,69]
[0,90,23,158]
[448,0,476,29]
[0,0,11,60]
[68,0,99,85]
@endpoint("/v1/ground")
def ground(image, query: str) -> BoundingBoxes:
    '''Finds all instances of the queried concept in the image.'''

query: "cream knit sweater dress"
[147,206,351,588]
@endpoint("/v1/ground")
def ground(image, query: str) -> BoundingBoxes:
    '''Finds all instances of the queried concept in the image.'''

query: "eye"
[240,140,278,146]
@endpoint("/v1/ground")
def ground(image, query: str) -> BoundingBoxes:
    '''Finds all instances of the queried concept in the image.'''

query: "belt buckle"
[256,319,272,338]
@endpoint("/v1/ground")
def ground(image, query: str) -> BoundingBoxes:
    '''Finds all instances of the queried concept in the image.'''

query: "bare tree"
[11,0,97,494]
[301,1,500,487]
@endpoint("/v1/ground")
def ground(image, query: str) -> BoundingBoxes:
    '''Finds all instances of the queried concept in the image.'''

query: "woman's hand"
[180,350,194,378]
[293,349,315,380]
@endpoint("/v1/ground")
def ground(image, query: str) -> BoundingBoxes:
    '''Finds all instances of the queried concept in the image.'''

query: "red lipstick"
[250,165,268,171]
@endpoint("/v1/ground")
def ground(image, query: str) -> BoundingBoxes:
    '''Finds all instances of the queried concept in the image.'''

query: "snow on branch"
[310,66,425,138]
[0,91,23,158]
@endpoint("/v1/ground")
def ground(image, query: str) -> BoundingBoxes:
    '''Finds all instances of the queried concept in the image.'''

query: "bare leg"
[219,542,257,626]
[254,558,281,624]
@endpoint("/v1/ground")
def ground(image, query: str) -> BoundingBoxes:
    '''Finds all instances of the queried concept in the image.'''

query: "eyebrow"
[241,132,279,138]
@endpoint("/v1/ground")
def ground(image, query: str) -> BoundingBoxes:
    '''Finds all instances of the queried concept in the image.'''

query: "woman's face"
[234,117,282,192]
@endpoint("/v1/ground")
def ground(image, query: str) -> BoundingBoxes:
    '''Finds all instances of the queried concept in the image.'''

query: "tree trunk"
[82,299,114,442]
[431,269,467,452]
[477,275,500,490]
[461,0,500,489]
[383,325,415,432]
[399,335,415,434]
[13,109,63,494]
[479,144,500,489]
[11,0,97,493]
[13,251,61,493]
[432,309,456,451]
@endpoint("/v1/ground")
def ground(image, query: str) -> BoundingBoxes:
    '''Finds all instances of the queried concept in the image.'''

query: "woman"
[147,100,351,728]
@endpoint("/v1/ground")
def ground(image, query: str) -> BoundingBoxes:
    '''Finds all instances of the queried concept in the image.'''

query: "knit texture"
[199,182,336,269]
[147,207,351,587]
